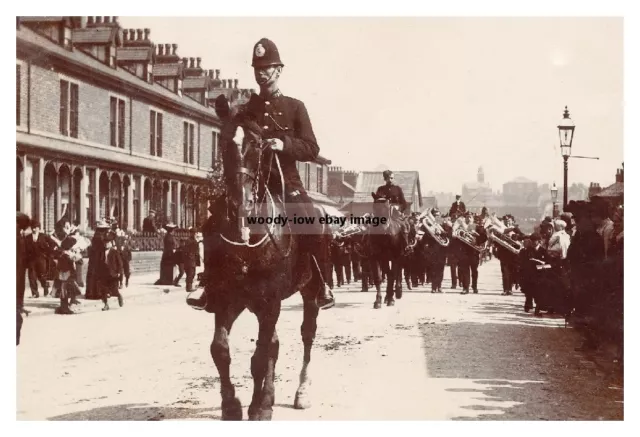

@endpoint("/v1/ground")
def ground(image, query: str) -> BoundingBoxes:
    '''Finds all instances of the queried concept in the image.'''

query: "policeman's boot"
[305,234,334,310]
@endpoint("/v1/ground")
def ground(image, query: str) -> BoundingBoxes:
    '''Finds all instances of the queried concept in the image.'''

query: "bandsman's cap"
[252,38,284,68]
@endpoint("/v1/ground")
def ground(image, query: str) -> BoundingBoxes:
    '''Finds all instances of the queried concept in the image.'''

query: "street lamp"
[557,106,575,210]
[550,182,559,218]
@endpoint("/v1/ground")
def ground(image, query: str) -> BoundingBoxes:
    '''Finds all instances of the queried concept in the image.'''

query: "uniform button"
[265,101,271,106]
[263,125,269,130]
[284,127,289,131]
[277,112,283,116]
[264,112,269,117]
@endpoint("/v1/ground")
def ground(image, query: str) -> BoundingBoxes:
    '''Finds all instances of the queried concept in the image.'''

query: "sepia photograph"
[13,7,630,425]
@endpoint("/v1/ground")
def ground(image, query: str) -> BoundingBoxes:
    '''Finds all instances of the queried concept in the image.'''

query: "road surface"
[17,260,623,420]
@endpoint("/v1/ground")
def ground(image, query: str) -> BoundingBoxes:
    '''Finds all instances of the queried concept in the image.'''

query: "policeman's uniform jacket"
[374,184,409,213]
[245,91,320,196]
[449,201,467,217]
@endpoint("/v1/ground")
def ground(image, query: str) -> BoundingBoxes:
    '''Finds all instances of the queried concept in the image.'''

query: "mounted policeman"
[188,37,334,311]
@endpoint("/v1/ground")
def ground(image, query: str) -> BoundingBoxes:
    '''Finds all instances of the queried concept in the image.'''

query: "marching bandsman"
[493,215,519,295]
[424,208,447,293]
[442,215,459,290]
[189,37,334,311]
[452,215,473,294]
[466,212,487,293]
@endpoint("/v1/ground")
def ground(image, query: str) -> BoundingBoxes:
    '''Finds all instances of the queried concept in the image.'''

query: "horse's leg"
[248,300,281,421]
[371,259,383,309]
[395,258,403,299]
[294,292,320,409]
[211,303,245,421]
[382,260,395,305]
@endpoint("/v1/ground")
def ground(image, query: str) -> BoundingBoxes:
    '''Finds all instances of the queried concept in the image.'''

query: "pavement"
[16,260,623,421]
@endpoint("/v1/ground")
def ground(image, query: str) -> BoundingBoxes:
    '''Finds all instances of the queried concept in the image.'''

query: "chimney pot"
[158,45,164,55]
[197,57,201,68]
[182,57,188,66]
[172,43,177,55]
[189,57,195,68]
[87,16,94,25]
[234,79,239,89]
[104,17,110,24]
[144,28,150,40]
[215,69,220,79]
[164,43,171,54]
[123,29,128,39]
[137,29,143,40]
[95,16,102,24]
[222,79,227,88]
[113,17,118,24]
[208,69,213,78]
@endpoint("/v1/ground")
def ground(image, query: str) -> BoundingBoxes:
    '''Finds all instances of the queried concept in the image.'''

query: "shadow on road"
[47,403,220,421]
[419,300,624,420]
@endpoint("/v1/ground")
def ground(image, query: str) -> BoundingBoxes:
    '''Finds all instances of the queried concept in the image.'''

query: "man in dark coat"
[17,212,31,345]
[142,210,157,233]
[449,195,466,219]
[189,37,334,311]
[25,219,57,298]
[176,227,201,292]
[374,170,409,214]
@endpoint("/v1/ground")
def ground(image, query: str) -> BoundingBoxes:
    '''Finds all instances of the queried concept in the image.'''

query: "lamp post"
[550,182,559,218]
[557,106,575,210]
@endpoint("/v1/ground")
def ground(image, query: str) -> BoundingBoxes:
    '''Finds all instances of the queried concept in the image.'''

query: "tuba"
[452,220,484,252]
[418,210,450,247]
[333,220,367,240]
[484,215,523,255]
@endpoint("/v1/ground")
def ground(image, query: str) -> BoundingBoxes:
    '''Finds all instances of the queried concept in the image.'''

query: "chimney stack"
[172,43,178,55]
[189,57,195,68]
[144,28,150,40]
[196,57,201,68]
[234,79,239,89]
[158,45,164,56]
[95,16,102,24]
[87,16,94,25]
[137,29,143,40]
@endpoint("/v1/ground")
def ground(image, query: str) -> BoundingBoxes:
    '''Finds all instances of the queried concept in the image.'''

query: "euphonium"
[419,210,450,247]
[452,223,484,252]
[334,221,367,240]
[484,216,523,255]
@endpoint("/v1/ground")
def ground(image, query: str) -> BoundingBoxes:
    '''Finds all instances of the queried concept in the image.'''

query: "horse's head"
[214,93,270,220]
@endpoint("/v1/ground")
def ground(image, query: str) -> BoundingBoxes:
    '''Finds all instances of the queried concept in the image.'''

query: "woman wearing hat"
[85,219,112,299]
[155,222,178,285]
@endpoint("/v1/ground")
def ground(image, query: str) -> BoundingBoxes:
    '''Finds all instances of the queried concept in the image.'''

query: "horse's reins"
[219,135,292,258]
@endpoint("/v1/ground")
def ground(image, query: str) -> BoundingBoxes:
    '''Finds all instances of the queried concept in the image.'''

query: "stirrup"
[186,289,207,311]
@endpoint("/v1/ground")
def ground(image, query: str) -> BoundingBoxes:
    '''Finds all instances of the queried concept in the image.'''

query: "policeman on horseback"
[372,170,411,247]
[188,37,334,311]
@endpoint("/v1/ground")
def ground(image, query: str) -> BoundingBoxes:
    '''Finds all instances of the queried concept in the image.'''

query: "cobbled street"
[17,260,623,421]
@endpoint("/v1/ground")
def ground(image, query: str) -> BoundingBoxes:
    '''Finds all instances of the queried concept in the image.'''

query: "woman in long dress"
[85,220,111,299]
[155,223,178,285]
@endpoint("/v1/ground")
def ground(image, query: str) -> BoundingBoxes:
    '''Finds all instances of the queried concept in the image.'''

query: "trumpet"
[419,210,450,247]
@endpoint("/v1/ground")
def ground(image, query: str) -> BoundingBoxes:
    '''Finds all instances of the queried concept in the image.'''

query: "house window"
[110,96,126,148]
[150,110,163,157]
[317,164,324,194]
[16,64,21,126]
[133,176,141,231]
[305,163,311,190]
[212,130,220,163]
[183,121,195,164]
[59,80,79,138]
[86,169,95,229]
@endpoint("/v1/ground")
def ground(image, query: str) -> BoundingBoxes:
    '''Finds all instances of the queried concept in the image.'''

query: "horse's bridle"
[219,133,291,255]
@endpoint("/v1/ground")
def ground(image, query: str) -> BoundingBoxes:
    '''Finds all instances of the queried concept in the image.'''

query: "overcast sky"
[120,17,623,194]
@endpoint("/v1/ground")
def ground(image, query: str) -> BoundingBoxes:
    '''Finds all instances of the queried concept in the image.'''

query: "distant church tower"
[477,166,485,183]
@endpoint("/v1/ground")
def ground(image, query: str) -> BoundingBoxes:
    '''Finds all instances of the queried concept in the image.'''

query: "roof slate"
[116,47,152,62]
[72,27,117,45]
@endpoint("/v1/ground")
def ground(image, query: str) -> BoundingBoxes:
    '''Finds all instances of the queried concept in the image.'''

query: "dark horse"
[204,96,331,420]
[354,197,411,309]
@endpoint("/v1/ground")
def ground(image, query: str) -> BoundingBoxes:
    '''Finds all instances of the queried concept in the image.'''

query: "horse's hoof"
[294,389,312,409]
[221,398,243,421]
[249,408,272,421]
[373,301,381,309]
[395,289,403,299]
[386,299,395,307]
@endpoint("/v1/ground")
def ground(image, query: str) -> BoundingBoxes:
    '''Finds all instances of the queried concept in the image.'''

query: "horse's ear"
[214,94,230,120]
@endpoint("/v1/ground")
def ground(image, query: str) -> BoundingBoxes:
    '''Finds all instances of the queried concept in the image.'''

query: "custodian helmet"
[252,38,284,68]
